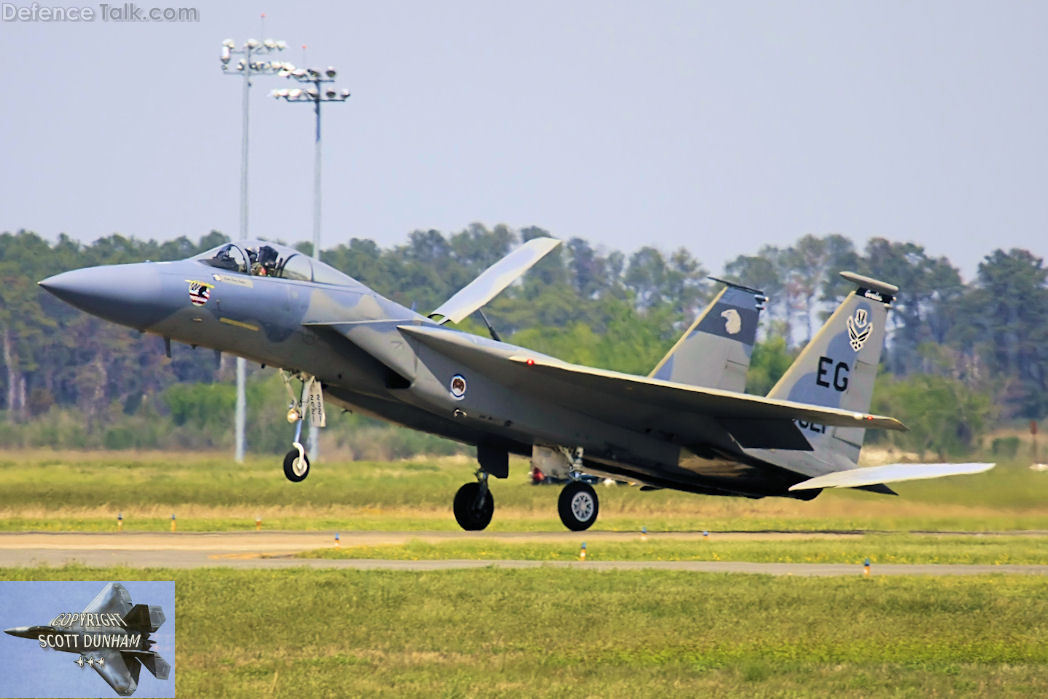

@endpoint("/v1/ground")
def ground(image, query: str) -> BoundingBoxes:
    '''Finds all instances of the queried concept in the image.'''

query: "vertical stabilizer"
[124,604,165,633]
[766,272,897,464]
[650,279,766,392]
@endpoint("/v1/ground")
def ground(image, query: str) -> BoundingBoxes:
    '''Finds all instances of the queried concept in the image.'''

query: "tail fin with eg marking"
[757,271,994,489]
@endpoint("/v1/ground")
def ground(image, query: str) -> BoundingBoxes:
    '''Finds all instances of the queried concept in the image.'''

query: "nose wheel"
[558,481,599,531]
[283,443,310,482]
[280,371,324,482]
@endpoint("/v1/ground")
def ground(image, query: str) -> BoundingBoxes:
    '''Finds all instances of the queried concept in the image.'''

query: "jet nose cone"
[40,263,167,331]
[4,626,32,638]
[39,266,118,304]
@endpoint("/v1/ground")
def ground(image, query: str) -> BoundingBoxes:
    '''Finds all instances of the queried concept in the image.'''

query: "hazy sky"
[0,1,1045,280]
[0,581,175,698]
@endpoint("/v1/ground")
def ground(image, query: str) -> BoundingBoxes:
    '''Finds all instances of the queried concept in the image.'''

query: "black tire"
[283,449,310,482]
[453,482,494,531]
[558,481,599,531]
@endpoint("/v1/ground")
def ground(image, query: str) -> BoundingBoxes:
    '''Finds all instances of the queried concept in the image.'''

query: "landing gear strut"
[280,370,324,482]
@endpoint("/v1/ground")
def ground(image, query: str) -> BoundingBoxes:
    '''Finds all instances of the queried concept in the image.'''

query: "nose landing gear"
[280,370,324,482]
[283,442,310,482]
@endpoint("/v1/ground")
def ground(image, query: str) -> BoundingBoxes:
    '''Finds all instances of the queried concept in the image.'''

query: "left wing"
[399,324,904,450]
[429,237,561,324]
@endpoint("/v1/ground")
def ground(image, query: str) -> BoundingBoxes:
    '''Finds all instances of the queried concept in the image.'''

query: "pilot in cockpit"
[245,245,279,276]
[257,245,278,276]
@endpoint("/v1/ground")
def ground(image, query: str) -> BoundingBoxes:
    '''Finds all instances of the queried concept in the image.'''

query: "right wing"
[82,583,133,617]
[399,324,905,451]
[91,650,140,697]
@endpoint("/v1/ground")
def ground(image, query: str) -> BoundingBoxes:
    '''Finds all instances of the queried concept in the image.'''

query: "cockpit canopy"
[195,240,361,287]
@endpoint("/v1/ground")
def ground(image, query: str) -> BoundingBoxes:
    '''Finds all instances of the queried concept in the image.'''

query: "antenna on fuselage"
[477,309,502,342]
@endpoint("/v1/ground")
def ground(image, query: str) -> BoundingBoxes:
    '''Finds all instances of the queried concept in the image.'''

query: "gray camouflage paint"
[39,240,898,501]
[650,284,763,392]
[745,286,891,476]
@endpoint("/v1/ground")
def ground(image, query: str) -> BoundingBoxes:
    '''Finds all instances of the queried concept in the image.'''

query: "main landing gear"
[555,446,599,531]
[280,370,324,482]
[558,480,599,531]
[451,445,601,532]
[453,445,507,531]
[453,473,494,531]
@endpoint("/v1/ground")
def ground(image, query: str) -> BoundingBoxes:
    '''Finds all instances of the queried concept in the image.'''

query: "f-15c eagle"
[39,238,992,531]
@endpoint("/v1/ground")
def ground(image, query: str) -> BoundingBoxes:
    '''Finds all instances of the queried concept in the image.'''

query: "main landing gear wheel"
[558,481,599,531]
[453,482,494,531]
[283,446,310,482]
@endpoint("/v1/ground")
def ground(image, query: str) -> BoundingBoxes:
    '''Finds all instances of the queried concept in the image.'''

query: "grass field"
[300,534,1048,565]
[4,452,1047,696]
[1,450,1046,533]
[4,564,1047,697]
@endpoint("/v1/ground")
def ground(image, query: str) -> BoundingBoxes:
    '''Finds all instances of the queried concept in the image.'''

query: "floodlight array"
[270,62,350,104]
[220,37,288,75]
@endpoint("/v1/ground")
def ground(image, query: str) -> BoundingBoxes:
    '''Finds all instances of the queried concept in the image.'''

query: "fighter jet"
[38,238,992,531]
[5,583,170,696]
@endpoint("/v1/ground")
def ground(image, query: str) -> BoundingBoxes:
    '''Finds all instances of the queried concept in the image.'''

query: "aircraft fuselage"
[41,255,803,500]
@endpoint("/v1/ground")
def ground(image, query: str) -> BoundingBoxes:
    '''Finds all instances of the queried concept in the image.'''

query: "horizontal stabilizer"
[429,237,560,324]
[719,418,813,450]
[788,462,995,491]
[136,652,170,680]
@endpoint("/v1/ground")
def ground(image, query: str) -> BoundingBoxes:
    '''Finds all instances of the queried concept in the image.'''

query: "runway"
[0,531,1045,576]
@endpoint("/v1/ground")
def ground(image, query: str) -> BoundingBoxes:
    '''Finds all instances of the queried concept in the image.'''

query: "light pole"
[272,65,350,460]
[219,35,288,463]
[271,67,350,261]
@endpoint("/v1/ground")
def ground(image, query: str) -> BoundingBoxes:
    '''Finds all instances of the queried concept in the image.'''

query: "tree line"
[0,226,1044,458]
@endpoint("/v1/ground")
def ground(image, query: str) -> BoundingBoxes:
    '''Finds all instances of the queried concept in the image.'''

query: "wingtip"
[864,414,908,432]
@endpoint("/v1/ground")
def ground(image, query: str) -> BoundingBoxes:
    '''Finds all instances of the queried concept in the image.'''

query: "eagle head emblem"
[720,309,742,335]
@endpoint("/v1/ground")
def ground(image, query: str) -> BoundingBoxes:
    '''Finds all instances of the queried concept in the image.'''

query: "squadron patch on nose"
[449,374,467,400]
[847,307,872,351]
[186,280,214,306]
